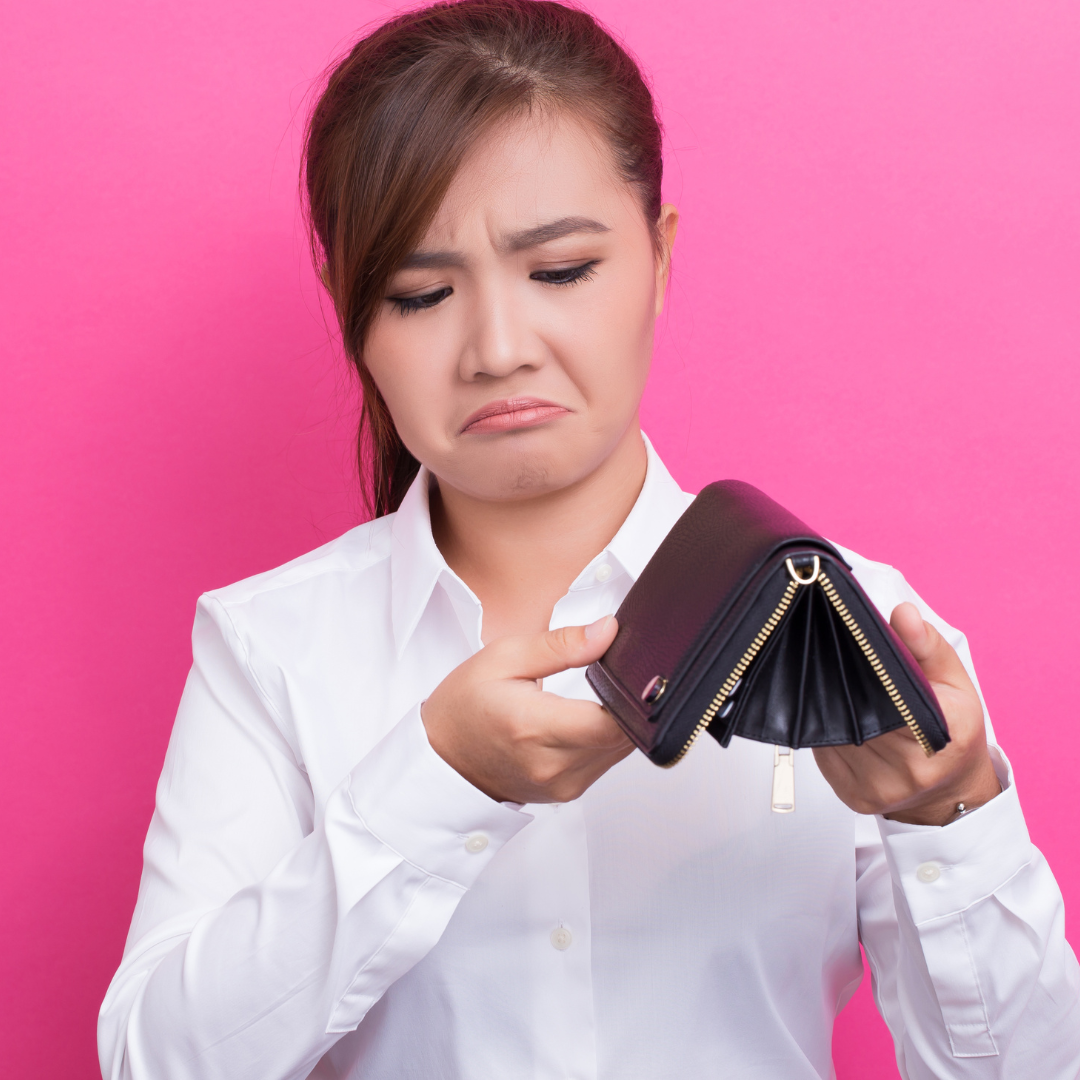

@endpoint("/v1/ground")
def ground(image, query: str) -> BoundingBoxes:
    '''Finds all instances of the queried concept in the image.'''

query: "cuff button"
[916,861,941,883]
[464,833,489,854]
[550,926,573,951]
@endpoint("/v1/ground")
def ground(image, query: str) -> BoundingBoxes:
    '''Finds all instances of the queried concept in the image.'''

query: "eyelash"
[389,261,599,316]
[530,260,599,287]
[392,287,452,316]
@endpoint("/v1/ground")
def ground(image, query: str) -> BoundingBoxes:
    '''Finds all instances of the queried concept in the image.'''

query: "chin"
[448,433,602,502]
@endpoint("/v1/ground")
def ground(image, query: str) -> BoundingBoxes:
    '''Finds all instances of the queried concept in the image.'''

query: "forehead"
[422,110,643,245]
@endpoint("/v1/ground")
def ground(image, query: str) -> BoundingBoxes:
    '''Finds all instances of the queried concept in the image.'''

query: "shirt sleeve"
[852,568,1080,1079]
[97,596,531,1080]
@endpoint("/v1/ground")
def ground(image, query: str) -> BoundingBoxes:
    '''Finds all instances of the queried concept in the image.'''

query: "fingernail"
[585,616,612,640]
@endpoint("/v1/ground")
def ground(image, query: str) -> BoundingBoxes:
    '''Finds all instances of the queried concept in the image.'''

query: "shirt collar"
[389,469,455,654]
[389,433,691,655]
[604,433,692,581]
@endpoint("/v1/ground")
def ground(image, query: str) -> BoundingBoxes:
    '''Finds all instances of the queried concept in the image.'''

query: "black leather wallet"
[586,481,949,767]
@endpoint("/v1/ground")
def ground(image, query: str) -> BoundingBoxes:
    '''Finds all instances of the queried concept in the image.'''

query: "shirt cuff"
[877,746,1032,926]
[345,702,532,888]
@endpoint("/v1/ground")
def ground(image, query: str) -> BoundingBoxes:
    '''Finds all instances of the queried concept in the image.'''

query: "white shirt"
[99,439,1080,1080]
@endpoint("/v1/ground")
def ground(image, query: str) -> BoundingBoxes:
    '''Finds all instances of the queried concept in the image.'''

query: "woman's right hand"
[420,616,633,804]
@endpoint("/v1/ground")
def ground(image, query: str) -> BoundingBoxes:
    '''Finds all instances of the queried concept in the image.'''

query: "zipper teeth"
[662,566,936,768]
[661,579,801,769]
[816,572,933,756]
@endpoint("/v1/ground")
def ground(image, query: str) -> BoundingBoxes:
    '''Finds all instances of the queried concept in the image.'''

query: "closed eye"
[390,286,452,316]
[530,261,599,287]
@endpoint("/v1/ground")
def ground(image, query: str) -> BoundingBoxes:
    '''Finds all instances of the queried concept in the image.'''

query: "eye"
[389,286,452,316]
[530,261,599,287]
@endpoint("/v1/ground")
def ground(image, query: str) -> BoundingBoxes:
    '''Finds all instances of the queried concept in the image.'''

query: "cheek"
[362,312,459,446]
[544,259,656,395]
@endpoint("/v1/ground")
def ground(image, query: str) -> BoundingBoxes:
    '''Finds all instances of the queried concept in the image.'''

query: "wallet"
[586,481,949,768]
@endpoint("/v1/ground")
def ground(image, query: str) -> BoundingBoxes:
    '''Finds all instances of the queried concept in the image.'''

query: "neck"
[430,422,648,643]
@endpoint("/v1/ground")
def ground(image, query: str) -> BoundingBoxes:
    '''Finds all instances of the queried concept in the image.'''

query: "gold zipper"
[816,572,933,755]
[662,558,933,768]
[661,576,801,768]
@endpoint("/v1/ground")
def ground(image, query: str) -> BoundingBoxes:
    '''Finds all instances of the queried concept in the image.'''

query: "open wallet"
[586,481,949,809]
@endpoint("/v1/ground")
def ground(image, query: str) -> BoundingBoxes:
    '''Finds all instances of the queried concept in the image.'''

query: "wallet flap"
[589,480,840,725]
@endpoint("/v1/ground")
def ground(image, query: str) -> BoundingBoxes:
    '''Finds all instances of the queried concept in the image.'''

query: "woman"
[98,2,1080,1077]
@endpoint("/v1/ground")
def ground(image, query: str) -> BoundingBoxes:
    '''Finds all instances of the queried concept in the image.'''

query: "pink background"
[2,1,1078,1076]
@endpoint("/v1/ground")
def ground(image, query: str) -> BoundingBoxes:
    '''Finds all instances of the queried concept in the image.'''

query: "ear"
[319,262,332,290]
[654,203,679,317]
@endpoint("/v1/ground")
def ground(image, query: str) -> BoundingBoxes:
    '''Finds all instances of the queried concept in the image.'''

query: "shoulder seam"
[201,593,292,737]
[210,532,393,609]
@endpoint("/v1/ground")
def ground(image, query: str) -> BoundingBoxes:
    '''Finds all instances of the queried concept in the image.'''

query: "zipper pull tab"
[772,746,795,813]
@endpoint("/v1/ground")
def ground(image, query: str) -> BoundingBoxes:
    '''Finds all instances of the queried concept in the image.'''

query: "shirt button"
[464,834,489,854]
[594,562,613,583]
[916,861,941,883]
[550,926,573,951]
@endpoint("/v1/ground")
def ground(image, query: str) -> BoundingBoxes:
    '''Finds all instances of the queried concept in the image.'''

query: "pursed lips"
[460,398,570,434]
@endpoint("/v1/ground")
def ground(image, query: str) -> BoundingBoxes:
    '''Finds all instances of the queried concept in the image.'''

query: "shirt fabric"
[98,437,1080,1080]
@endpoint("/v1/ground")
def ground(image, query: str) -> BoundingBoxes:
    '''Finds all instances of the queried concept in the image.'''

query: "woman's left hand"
[813,602,1001,826]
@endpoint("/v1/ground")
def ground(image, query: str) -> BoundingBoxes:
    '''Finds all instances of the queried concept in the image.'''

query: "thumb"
[492,616,619,682]
[890,602,968,688]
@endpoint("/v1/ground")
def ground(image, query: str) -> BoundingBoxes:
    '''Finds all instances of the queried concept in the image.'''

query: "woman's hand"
[421,616,634,804]
[813,602,1001,825]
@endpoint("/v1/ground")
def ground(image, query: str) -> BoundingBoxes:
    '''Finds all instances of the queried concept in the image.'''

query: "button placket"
[518,798,597,1078]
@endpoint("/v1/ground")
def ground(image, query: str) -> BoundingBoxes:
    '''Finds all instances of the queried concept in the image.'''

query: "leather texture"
[586,481,950,766]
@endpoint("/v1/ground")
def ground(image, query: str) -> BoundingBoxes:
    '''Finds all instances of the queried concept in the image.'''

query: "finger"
[518,695,632,751]
[484,617,619,682]
[890,602,972,690]
[556,739,637,797]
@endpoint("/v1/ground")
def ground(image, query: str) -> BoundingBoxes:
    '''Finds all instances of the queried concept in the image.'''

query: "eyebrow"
[502,216,610,252]
[398,250,467,271]
[397,216,610,272]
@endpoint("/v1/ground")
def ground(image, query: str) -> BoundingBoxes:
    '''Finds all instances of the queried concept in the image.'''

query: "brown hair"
[304,0,663,517]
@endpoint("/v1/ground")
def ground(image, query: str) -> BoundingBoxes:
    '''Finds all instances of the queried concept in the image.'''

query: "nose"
[458,276,544,382]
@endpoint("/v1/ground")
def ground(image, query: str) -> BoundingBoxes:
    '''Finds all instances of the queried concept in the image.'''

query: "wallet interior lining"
[661,560,934,767]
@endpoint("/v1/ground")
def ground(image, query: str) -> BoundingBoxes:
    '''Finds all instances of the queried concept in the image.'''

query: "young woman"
[98,2,1080,1077]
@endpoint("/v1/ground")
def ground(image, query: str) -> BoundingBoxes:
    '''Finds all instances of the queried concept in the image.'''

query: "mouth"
[460,398,571,435]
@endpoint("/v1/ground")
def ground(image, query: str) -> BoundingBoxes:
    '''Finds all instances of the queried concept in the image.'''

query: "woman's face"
[363,110,677,503]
